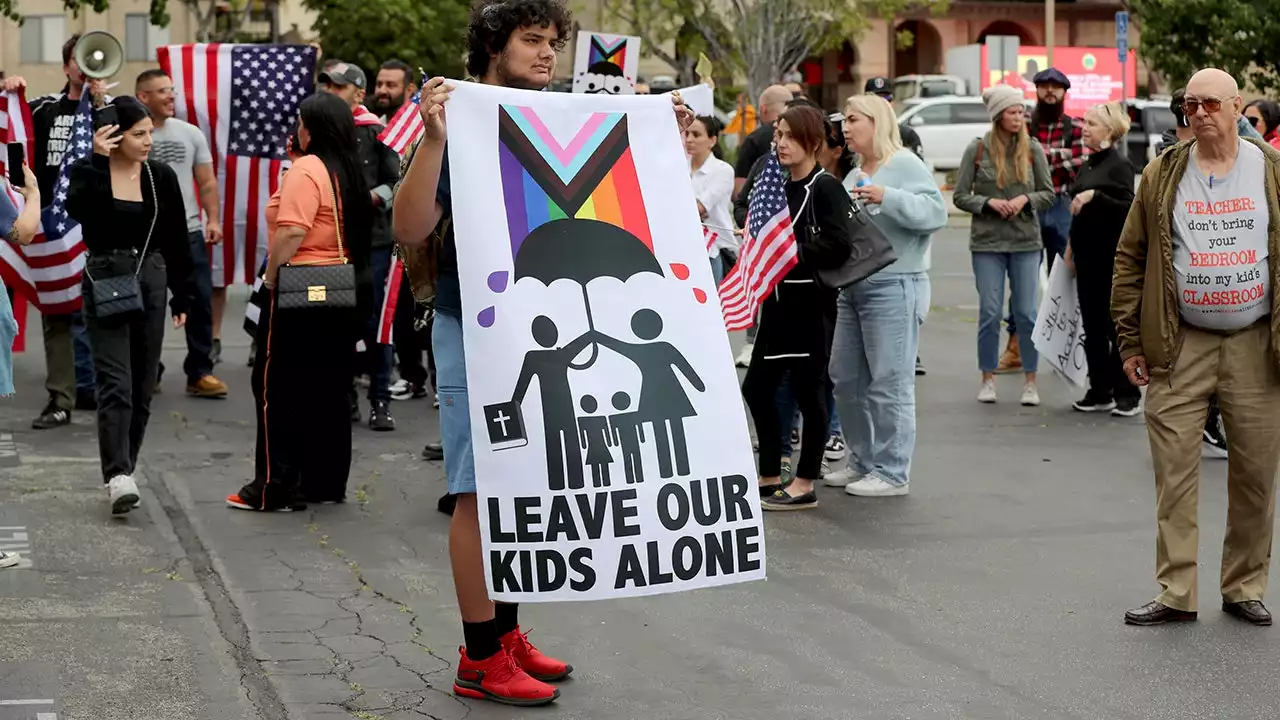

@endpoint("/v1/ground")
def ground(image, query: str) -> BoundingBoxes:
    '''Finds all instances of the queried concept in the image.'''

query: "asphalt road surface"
[1,223,1277,720]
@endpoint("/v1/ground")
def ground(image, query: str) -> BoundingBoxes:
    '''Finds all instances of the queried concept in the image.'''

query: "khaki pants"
[42,313,76,410]
[1145,322,1280,612]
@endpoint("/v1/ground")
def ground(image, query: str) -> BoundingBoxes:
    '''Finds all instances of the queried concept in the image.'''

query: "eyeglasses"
[1180,98,1223,116]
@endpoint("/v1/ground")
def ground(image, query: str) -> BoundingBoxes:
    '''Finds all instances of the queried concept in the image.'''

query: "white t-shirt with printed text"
[1172,139,1271,331]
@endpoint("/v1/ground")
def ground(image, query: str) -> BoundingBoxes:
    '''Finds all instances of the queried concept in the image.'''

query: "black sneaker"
[75,388,97,411]
[422,441,444,461]
[1112,396,1142,417]
[1203,413,1228,459]
[1072,390,1116,413]
[31,400,70,430]
[369,399,396,431]
[761,489,818,511]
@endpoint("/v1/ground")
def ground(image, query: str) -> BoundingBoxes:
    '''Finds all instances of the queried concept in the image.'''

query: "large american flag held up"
[718,152,798,331]
[0,90,89,314]
[157,43,318,286]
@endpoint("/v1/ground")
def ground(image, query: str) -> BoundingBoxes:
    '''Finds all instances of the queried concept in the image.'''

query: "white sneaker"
[1020,382,1041,407]
[735,343,754,368]
[846,473,909,497]
[978,378,997,404]
[107,475,140,515]
[0,551,21,569]
[823,466,864,487]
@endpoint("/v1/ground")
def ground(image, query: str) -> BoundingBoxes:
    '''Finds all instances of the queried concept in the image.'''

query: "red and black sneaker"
[453,646,559,706]
[502,626,573,682]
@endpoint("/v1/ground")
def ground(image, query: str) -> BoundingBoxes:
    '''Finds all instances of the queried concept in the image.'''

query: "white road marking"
[0,699,54,705]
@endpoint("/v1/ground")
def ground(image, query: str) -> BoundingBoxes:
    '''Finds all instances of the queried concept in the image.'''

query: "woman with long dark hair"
[227,92,373,511]
[1243,99,1280,150]
[67,97,193,514]
[743,104,853,512]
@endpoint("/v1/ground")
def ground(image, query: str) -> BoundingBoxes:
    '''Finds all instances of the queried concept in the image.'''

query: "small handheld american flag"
[718,153,797,331]
[379,71,428,156]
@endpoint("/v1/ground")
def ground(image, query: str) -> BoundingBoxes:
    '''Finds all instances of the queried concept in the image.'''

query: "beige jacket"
[1111,137,1280,372]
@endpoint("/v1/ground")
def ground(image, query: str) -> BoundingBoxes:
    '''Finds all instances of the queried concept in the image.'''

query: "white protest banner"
[445,82,766,602]
[1032,261,1088,387]
[572,32,641,95]
[672,84,715,117]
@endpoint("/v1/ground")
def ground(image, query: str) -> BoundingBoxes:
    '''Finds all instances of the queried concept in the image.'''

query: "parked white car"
[897,96,1032,172]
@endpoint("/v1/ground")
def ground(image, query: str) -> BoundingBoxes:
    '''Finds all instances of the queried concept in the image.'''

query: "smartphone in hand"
[6,143,24,188]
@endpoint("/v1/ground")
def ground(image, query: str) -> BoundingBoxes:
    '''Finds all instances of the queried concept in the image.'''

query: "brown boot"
[996,334,1022,374]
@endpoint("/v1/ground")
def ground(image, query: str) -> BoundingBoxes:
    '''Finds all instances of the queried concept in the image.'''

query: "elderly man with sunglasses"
[1114,68,1280,628]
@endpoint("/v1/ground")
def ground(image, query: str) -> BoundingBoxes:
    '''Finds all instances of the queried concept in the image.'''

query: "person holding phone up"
[66,96,193,515]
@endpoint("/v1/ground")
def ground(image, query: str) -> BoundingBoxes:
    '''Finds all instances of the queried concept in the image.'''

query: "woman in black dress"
[1064,102,1140,417]
[67,97,193,515]
[742,104,853,511]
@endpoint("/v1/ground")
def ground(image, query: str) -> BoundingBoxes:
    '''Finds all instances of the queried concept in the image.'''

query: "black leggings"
[742,356,828,480]
[1076,248,1139,400]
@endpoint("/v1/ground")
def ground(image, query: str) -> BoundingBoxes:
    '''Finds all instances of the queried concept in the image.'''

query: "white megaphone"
[74,31,123,80]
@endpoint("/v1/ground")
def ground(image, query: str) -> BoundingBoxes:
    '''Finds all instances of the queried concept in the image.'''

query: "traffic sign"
[1116,11,1129,63]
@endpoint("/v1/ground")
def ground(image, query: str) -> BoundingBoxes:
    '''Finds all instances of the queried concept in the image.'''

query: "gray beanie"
[982,84,1025,121]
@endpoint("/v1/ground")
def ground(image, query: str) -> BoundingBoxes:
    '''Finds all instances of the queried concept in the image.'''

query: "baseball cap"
[864,77,891,97]
[1032,67,1071,90]
[318,62,367,90]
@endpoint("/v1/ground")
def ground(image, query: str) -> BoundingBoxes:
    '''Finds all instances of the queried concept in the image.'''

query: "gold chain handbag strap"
[327,171,347,265]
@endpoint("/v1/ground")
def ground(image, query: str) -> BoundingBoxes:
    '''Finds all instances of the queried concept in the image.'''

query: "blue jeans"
[1008,196,1070,335]
[830,272,929,487]
[710,254,725,287]
[776,376,839,456]
[973,252,1039,373]
[432,310,475,494]
[362,245,395,402]
[182,230,215,382]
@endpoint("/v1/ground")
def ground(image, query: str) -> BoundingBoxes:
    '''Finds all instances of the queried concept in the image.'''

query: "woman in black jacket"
[1064,102,1140,417]
[67,97,192,515]
[743,104,853,512]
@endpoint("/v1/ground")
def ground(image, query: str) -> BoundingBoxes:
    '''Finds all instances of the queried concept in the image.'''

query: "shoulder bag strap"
[134,162,158,277]
[327,172,348,265]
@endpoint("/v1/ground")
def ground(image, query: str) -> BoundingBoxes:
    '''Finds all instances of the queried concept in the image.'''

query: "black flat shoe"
[1223,600,1272,626]
[758,483,783,498]
[761,489,818,511]
[1124,600,1197,626]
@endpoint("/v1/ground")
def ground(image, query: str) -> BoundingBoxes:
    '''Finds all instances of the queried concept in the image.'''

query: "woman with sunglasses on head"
[684,114,736,285]
[67,97,194,515]
[226,92,374,512]
[1243,99,1280,150]
[743,104,853,512]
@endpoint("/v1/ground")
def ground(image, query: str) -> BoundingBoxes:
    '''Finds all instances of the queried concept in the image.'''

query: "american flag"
[718,153,797,331]
[0,90,88,314]
[157,43,317,286]
[378,86,423,155]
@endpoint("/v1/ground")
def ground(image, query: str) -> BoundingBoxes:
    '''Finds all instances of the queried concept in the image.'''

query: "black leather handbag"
[276,172,356,310]
[809,172,898,291]
[84,163,157,318]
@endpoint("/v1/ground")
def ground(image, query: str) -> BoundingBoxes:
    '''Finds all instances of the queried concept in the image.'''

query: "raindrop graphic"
[669,263,690,280]
[692,288,707,304]
[487,271,509,293]
[477,306,496,328]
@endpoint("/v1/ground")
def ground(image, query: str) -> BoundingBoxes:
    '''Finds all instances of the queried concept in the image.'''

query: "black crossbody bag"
[803,171,898,290]
[276,172,357,310]
[84,163,157,318]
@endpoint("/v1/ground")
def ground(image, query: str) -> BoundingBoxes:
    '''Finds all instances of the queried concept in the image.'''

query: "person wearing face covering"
[67,96,194,515]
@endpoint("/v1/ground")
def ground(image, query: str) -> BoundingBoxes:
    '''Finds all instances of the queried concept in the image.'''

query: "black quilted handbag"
[276,172,356,311]
[84,163,158,318]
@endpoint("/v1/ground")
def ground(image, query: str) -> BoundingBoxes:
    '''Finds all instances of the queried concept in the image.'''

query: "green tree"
[301,0,470,79]
[1129,0,1280,93]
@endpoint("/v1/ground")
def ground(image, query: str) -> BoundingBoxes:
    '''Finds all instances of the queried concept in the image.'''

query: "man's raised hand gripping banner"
[446,82,766,602]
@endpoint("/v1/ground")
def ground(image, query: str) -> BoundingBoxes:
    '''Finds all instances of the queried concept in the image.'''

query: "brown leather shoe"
[186,375,229,399]
[1124,600,1197,626]
[1223,600,1272,626]
[996,334,1022,374]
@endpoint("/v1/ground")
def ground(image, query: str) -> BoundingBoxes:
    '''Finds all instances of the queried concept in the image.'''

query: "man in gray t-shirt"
[136,69,228,398]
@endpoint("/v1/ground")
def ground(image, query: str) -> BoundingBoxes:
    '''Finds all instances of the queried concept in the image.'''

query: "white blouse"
[690,155,737,258]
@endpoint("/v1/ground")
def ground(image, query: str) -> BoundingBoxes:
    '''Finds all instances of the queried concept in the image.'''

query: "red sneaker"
[502,626,573,682]
[453,646,559,706]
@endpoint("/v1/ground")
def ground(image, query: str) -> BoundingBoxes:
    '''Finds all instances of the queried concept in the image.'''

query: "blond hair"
[989,117,1032,187]
[1086,102,1131,145]
[844,94,903,168]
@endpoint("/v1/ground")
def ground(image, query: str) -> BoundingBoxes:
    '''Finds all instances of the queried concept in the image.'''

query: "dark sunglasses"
[1247,115,1261,127]
[1181,98,1223,116]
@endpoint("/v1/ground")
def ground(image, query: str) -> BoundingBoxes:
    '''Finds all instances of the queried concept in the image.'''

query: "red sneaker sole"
[528,664,574,682]
[453,682,559,706]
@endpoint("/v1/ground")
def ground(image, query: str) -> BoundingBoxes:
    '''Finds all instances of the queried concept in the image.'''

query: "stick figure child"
[608,391,646,485]
[578,395,615,488]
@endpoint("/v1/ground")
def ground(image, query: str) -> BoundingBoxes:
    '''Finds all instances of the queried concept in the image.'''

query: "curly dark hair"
[466,0,572,79]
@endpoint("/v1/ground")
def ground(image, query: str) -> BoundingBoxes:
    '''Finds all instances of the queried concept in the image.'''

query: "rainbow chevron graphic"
[498,104,652,258]
[588,35,628,70]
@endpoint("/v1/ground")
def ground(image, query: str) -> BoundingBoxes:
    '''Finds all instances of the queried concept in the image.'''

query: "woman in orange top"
[228,93,374,511]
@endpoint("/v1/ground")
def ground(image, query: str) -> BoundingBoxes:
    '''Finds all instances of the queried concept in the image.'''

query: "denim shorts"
[431,311,476,495]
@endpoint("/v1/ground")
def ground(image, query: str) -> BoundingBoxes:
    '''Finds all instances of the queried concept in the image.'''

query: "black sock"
[494,602,520,637]
[462,620,500,661]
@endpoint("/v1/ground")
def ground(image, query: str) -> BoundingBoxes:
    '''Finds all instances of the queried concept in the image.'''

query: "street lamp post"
[1045,0,1056,67]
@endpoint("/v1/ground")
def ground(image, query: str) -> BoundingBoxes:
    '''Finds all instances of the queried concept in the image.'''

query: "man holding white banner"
[395,0,752,707]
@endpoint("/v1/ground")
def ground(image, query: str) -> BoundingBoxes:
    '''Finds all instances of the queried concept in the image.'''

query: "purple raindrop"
[487,271,509,293]
[477,306,496,328]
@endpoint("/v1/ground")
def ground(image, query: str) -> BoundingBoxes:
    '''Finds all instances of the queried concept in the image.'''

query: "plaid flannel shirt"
[1032,114,1088,195]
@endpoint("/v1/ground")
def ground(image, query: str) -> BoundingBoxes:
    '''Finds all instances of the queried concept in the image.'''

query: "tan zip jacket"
[1111,136,1280,372]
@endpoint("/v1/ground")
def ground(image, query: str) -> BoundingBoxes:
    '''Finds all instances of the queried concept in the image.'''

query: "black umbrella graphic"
[513,217,662,366]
